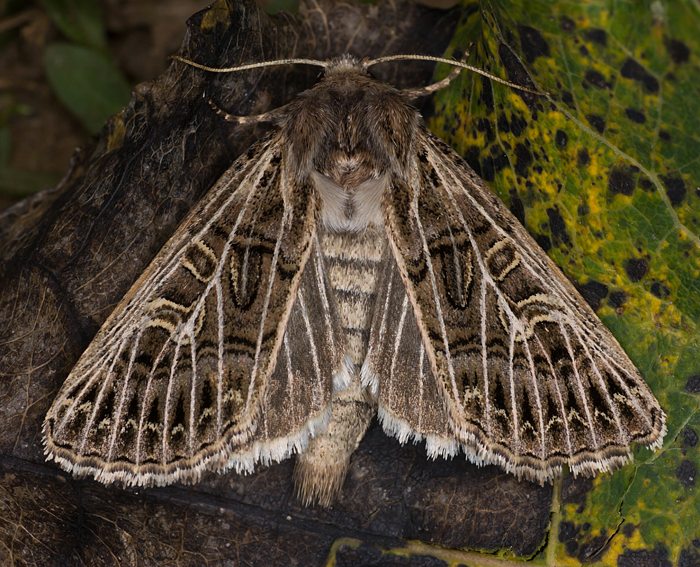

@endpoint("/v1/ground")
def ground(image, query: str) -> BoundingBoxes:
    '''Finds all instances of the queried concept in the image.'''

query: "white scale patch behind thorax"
[314,172,388,365]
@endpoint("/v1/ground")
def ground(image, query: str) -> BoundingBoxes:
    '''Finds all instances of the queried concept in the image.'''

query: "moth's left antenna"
[171,55,328,73]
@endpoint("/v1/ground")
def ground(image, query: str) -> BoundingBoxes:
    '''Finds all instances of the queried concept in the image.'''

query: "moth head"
[324,54,368,76]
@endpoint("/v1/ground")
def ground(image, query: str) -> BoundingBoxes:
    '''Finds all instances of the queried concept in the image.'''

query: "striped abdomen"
[293,226,387,506]
[321,228,387,366]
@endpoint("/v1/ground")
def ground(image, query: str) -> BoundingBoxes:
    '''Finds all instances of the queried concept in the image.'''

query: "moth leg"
[402,66,463,100]
[206,96,288,125]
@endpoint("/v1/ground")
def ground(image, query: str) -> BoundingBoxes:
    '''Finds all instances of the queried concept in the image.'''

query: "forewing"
[43,134,334,486]
[373,128,666,482]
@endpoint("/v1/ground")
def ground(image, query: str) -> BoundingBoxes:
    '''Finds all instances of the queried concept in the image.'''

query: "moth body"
[289,59,416,504]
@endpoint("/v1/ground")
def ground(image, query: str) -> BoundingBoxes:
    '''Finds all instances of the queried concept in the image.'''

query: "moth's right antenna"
[366,54,545,96]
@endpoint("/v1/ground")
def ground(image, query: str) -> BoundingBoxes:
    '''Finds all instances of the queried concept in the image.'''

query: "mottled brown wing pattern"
[43,134,342,486]
[372,128,666,483]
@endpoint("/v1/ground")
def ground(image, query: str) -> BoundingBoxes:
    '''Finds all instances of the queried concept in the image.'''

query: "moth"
[43,52,666,507]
